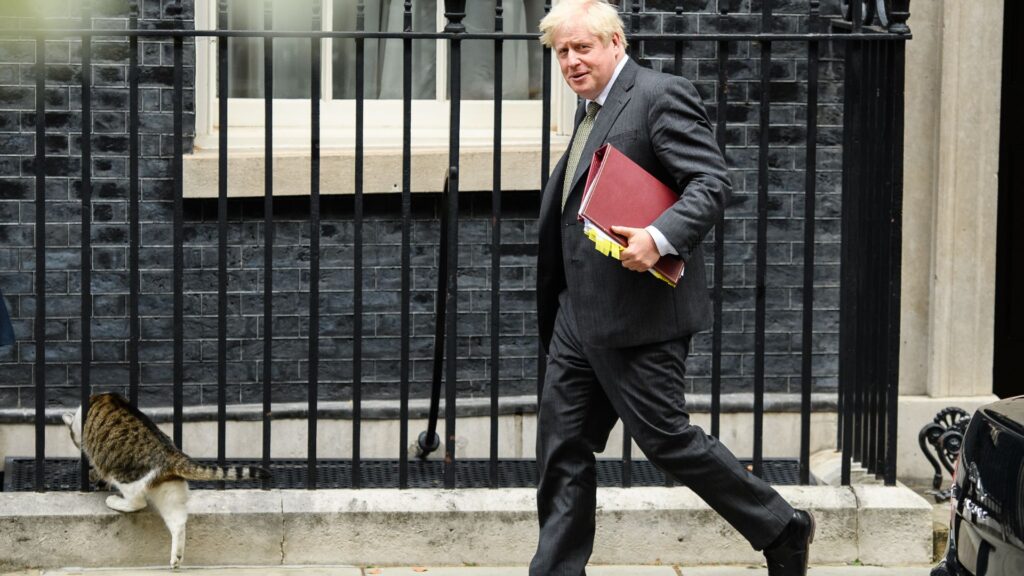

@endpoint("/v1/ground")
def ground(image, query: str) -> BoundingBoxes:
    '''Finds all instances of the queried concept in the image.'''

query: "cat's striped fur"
[63,392,269,568]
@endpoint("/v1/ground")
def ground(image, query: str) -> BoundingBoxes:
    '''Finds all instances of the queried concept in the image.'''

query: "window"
[189,0,576,196]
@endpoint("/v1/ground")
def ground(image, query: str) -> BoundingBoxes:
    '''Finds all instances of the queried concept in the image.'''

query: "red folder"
[578,143,684,287]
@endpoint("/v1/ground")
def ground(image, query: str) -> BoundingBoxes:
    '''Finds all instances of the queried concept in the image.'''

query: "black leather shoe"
[764,509,815,576]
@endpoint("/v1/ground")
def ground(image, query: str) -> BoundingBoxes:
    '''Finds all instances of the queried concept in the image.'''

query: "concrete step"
[0,484,933,571]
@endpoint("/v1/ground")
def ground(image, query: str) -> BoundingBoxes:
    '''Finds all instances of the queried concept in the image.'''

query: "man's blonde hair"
[539,0,628,49]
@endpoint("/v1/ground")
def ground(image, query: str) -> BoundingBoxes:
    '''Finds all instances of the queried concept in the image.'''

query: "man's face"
[552,23,623,101]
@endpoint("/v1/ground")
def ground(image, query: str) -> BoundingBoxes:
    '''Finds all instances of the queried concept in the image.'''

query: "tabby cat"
[63,392,270,568]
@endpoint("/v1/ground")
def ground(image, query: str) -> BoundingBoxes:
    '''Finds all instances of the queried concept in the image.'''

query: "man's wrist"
[645,225,678,257]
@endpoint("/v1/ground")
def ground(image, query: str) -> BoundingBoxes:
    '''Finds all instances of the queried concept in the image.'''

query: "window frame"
[193,0,577,152]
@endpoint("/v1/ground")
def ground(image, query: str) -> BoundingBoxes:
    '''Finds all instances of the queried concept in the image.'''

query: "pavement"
[2,566,936,576]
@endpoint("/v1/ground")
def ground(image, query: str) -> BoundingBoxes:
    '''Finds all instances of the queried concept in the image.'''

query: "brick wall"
[0,0,845,410]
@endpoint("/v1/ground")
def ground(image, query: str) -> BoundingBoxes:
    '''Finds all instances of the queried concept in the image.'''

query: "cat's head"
[61,406,83,449]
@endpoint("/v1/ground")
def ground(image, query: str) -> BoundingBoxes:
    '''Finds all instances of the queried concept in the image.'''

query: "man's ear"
[62,412,74,426]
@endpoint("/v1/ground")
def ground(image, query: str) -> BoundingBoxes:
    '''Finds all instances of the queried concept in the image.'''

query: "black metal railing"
[0,0,911,492]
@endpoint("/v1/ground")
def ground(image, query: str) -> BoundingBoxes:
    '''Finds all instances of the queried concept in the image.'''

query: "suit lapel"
[566,58,638,195]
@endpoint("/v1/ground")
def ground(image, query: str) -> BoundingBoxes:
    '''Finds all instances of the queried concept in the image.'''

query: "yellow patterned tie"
[561,101,601,211]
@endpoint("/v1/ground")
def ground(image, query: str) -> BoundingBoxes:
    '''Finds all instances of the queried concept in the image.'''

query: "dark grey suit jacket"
[537,58,731,351]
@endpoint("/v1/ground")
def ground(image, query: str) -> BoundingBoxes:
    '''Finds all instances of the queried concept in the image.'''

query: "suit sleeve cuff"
[645,225,678,257]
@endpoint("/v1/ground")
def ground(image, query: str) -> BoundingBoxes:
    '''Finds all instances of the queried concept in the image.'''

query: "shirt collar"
[587,54,629,108]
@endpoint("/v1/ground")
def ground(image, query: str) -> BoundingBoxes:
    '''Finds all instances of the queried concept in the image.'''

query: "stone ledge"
[0,485,932,570]
[0,393,840,425]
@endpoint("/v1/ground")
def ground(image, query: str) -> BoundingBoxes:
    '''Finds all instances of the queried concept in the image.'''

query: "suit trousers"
[530,291,794,576]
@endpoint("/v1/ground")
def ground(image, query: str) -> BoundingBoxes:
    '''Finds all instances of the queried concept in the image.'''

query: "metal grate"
[3,457,805,492]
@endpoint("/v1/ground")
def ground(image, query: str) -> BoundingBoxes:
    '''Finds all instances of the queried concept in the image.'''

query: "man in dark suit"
[531,2,813,575]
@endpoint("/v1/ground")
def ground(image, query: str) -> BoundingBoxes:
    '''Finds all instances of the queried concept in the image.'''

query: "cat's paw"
[105,495,130,511]
[170,553,182,569]
[105,494,144,512]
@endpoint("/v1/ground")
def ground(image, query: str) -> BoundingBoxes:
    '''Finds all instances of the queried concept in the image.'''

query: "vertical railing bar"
[876,39,892,479]
[128,0,140,408]
[800,30,820,486]
[835,35,844,453]
[353,1,365,489]
[538,1,552,399]
[865,39,879,475]
[622,431,632,488]
[851,39,863,469]
[172,32,186,471]
[173,11,187,469]
[173,2,189,455]
[33,27,46,493]
[79,0,94,493]
[443,5,465,491]
[861,10,877,478]
[489,0,504,489]
[839,38,863,486]
[629,0,640,61]
[673,4,683,77]
[885,37,906,487]
[261,0,274,486]
[874,40,889,479]
[852,40,867,468]
[872,37,888,478]
[216,0,229,485]
[852,0,863,33]
[620,0,640,489]
[308,0,322,490]
[712,18,728,441]
[399,0,413,490]
[753,30,772,479]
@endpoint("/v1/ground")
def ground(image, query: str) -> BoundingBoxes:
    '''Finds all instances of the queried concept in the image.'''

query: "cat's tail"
[176,459,272,482]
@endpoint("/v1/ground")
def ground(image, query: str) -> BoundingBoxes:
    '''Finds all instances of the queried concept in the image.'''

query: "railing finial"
[443,0,467,33]
[887,0,911,35]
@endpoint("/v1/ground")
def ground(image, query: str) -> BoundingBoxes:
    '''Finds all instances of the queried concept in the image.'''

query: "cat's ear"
[62,412,74,426]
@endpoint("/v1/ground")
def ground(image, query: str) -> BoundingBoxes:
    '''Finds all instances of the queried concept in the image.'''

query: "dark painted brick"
[0,134,33,155]
[0,40,34,63]
[92,111,126,132]
[91,156,126,178]
[94,65,126,86]
[91,42,129,63]
[0,86,33,108]
[0,111,19,131]
[93,87,129,110]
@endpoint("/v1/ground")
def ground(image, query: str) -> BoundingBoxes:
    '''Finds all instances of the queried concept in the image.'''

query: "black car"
[932,395,1024,576]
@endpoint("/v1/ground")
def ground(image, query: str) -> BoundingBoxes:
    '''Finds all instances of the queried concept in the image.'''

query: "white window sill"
[184,128,568,198]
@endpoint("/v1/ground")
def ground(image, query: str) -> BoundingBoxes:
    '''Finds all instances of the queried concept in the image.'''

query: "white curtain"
[226,0,543,101]
[227,0,314,98]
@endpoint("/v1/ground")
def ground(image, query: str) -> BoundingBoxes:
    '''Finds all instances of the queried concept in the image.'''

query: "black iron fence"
[0,0,911,491]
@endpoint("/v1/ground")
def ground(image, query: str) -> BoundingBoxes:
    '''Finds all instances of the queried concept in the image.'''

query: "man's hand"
[610,225,660,272]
